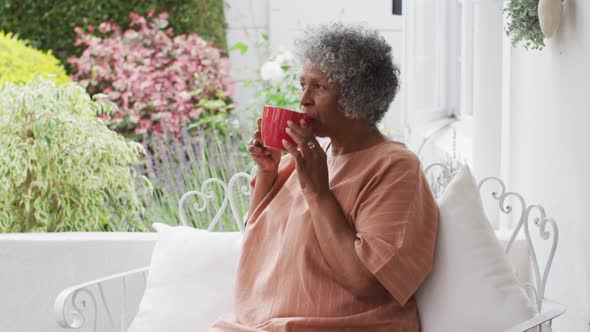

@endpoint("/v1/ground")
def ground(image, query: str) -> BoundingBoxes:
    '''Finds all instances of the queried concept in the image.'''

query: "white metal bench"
[54,163,566,331]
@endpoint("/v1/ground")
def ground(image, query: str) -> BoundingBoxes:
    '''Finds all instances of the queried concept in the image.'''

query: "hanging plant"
[504,0,545,50]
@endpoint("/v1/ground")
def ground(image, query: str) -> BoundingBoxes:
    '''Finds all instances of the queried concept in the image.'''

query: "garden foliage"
[0,79,150,232]
[231,36,301,132]
[0,31,70,85]
[69,12,234,140]
[0,0,228,72]
[137,130,254,231]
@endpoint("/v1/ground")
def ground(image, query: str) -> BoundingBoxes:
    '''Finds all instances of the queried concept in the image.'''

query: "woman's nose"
[300,88,313,106]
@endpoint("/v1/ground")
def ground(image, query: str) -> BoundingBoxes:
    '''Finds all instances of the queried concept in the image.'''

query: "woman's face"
[299,62,348,138]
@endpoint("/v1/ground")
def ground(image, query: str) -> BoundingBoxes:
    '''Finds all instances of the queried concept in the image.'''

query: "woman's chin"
[310,125,323,137]
[309,123,323,136]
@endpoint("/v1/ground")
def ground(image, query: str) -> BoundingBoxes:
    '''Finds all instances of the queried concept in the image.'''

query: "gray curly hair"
[294,23,400,127]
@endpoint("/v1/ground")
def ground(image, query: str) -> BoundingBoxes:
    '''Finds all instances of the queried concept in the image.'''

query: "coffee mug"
[261,106,313,152]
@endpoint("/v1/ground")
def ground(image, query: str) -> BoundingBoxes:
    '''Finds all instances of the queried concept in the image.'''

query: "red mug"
[261,106,313,152]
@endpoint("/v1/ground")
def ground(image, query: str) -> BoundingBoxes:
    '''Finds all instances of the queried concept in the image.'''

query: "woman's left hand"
[283,119,330,197]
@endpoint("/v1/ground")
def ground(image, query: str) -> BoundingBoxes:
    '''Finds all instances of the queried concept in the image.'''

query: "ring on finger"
[307,141,316,149]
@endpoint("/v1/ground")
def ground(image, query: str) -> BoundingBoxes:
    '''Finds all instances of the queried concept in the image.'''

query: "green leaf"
[261,33,269,41]
[266,94,285,105]
[229,42,248,55]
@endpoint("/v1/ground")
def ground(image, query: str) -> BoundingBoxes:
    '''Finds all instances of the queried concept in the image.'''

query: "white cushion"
[127,223,242,332]
[495,229,532,288]
[416,165,538,332]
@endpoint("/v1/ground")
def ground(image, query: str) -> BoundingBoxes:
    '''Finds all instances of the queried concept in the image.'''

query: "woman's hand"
[248,118,282,175]
[283,119,330,197]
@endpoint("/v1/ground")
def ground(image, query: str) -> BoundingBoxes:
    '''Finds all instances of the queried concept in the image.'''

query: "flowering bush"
[0,0,228,71]
[0,31,70,85]
[257,45,300,108]
[69,11,234,140]
[0,78,149,232]
[232,37,301,130]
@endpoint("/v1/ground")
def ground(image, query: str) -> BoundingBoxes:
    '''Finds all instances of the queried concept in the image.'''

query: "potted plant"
[538,0,563,38]
[504,0,546,50]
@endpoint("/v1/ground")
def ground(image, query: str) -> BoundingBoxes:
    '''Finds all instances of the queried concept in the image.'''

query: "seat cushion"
[127,223,242,332]
[415,165,538,332]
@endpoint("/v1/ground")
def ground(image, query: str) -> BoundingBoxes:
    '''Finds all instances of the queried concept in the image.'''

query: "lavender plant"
[137,127,255,231]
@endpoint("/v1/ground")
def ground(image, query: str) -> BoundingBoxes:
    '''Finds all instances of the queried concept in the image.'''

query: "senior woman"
[211,23,438,331]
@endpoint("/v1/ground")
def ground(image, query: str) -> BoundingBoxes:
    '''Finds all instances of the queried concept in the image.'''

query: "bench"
[54,162,566,331]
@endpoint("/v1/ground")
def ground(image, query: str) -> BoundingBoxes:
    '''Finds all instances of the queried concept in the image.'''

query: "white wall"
[0,233,155,332]
[224,0,269,110]
[508,1,590,330]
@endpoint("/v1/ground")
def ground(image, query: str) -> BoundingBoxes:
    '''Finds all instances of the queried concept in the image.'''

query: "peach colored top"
[211,141,438,332]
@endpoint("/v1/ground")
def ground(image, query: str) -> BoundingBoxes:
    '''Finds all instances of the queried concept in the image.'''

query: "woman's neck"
[328,125,388,157]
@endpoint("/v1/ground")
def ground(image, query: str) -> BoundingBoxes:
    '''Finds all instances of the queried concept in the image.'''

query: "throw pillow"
[127,223,242,332]
[415,165,538,332]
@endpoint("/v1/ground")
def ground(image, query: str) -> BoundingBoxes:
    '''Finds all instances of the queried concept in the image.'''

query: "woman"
[211,23,438,331]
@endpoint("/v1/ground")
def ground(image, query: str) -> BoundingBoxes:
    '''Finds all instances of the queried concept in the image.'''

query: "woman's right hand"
[248,118,282,174]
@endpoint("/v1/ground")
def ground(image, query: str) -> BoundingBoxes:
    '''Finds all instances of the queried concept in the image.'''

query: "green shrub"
[0,31,70,85]
[0,78,150,232]
[0,0,228,73]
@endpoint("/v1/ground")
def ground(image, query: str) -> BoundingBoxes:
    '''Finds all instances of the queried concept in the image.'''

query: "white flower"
[275,46,295,67]
[260,60,284,82]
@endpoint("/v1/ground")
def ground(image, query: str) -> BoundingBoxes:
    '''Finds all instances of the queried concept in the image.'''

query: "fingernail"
[286,128,291,133]
[287,120,293,126]
[282,139,289,145]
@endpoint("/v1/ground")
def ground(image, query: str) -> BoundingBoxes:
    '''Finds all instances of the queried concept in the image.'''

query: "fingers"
[287,119,312,137]
[257,117,262,130]
[248,146,269,157]
[286,120,318,158]
[252,130,263,146]
[282,139,301,161]
[299,118,312,131]
[285,126,305,148]
[248,129,269,156]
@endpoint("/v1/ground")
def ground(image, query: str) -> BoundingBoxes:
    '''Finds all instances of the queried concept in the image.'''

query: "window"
[403,0,475,126]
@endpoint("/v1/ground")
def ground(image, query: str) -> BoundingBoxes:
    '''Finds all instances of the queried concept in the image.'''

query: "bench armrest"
[54,266,149,330]
[505,299,567,332]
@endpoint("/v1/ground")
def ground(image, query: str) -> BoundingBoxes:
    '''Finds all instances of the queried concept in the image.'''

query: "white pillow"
[415,165,538,332]
[127,223,242,332]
